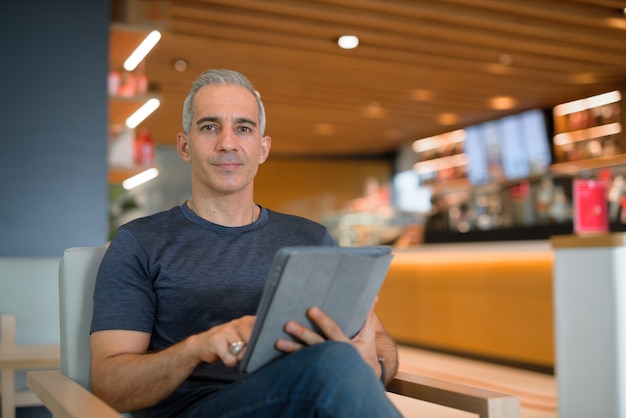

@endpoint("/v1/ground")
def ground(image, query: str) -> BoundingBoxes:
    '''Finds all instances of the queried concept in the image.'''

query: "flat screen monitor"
[392,170,432,213]
[465,109,552,185]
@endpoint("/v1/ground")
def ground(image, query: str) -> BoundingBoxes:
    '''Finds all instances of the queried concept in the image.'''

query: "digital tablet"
[240,245,393,373]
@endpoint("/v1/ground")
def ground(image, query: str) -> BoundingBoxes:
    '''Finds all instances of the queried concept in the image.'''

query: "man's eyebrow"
[196,116,219,126]
[195,116,257,127]
[235,117,257,127]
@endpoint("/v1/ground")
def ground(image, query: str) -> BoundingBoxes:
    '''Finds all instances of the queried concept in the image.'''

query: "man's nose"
[216,128,237,151]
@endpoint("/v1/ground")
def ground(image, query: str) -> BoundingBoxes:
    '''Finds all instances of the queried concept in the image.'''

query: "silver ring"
[228,340,245,356]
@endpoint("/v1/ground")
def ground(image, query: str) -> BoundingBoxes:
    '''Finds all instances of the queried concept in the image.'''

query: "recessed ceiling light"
[364,101,385,118]
[489,96,517,110]
[337,35,359,49]
[173,59,188,72]
[486,63,512,75]
[437,113,459,125]
[410,89,433,101]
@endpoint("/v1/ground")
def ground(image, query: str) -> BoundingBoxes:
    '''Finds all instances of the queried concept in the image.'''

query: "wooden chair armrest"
[27,370,122,418]
[387,371,520,418]
[28,369,520,418]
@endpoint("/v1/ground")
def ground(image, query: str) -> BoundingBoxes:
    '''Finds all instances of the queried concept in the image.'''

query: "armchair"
[27,247,520,418]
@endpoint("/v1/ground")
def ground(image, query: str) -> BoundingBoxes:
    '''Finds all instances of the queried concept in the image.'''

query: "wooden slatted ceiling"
[118,0,626,157]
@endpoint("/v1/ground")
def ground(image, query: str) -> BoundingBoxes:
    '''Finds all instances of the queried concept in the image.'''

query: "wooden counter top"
[397,239,552,254]
[551,232,626,249]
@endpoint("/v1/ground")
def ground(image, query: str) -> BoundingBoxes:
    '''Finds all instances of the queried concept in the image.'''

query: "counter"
[377,240,554,370]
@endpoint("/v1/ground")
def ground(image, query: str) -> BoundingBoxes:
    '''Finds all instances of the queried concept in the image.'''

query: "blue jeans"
[178,341,402,418]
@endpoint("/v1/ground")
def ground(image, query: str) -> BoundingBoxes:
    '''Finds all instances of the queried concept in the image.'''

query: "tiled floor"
[391,346,557,418]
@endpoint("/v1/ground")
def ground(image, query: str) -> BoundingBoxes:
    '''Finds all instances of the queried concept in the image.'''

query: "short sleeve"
[91,227,156,334]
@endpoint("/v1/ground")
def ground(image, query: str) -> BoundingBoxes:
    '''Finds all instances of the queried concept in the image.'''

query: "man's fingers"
[275,337,304,352]
[307,307,349,341]
[284,319,326,345]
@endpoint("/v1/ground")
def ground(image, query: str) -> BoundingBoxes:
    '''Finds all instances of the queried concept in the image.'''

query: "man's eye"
[238,126,251,133]
[200,124,216,131]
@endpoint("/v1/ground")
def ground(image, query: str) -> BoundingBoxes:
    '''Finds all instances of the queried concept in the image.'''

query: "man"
[91,69,401,417]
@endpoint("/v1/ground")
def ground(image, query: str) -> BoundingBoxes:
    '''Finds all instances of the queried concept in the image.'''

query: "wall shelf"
[552,90,623,163]
[108,24,159,185]
[550,153,626,176]
[108,165,156,185]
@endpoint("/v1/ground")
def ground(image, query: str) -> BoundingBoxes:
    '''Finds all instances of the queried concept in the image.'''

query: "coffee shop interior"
[2,1,626,417]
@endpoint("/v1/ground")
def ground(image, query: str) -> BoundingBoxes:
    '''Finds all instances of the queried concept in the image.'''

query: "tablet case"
[240,245,393,373]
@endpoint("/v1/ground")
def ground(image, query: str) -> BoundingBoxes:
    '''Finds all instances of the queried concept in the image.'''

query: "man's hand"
[276,305,380,373]
[191,315,256,367]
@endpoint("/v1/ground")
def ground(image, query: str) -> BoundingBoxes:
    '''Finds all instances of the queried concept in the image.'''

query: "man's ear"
[177,132,191,162]
[258,135,271,164]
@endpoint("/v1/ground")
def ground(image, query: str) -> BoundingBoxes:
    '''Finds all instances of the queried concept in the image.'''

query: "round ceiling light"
[338,35,359,49]
[173,59,188,72]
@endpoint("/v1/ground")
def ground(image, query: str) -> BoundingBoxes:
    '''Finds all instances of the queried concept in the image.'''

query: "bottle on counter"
[134,127,155,166]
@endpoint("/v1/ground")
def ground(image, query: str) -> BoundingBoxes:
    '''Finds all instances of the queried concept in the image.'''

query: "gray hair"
[182,69,266,136]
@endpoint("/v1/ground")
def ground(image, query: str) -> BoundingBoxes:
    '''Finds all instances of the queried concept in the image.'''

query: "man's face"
[178,84,271,196]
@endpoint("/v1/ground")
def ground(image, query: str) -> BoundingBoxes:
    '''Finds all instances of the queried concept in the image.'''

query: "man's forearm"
[92,338,199,412]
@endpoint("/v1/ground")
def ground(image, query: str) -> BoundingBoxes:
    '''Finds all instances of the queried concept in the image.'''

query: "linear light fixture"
[123,30,162,71]
[412,129,466,153]
[554,90,621,116]
[122,167,159,190]
[412,153,468,175]
[125,98,160,128]
[553,122,622,146]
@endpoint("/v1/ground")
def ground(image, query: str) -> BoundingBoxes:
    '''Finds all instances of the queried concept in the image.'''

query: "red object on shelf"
[137,73,148,96]
[573,179,608,234]
[134,128,155,166]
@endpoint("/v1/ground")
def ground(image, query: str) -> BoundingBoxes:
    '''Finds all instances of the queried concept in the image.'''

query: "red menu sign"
[573,179,609,234]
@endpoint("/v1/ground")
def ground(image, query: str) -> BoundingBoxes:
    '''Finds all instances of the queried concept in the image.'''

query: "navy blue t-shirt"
[91,202,336,417]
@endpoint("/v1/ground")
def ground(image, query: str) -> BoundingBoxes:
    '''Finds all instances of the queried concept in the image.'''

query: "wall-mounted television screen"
[392,170,432,213]
[465,109,552,185]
